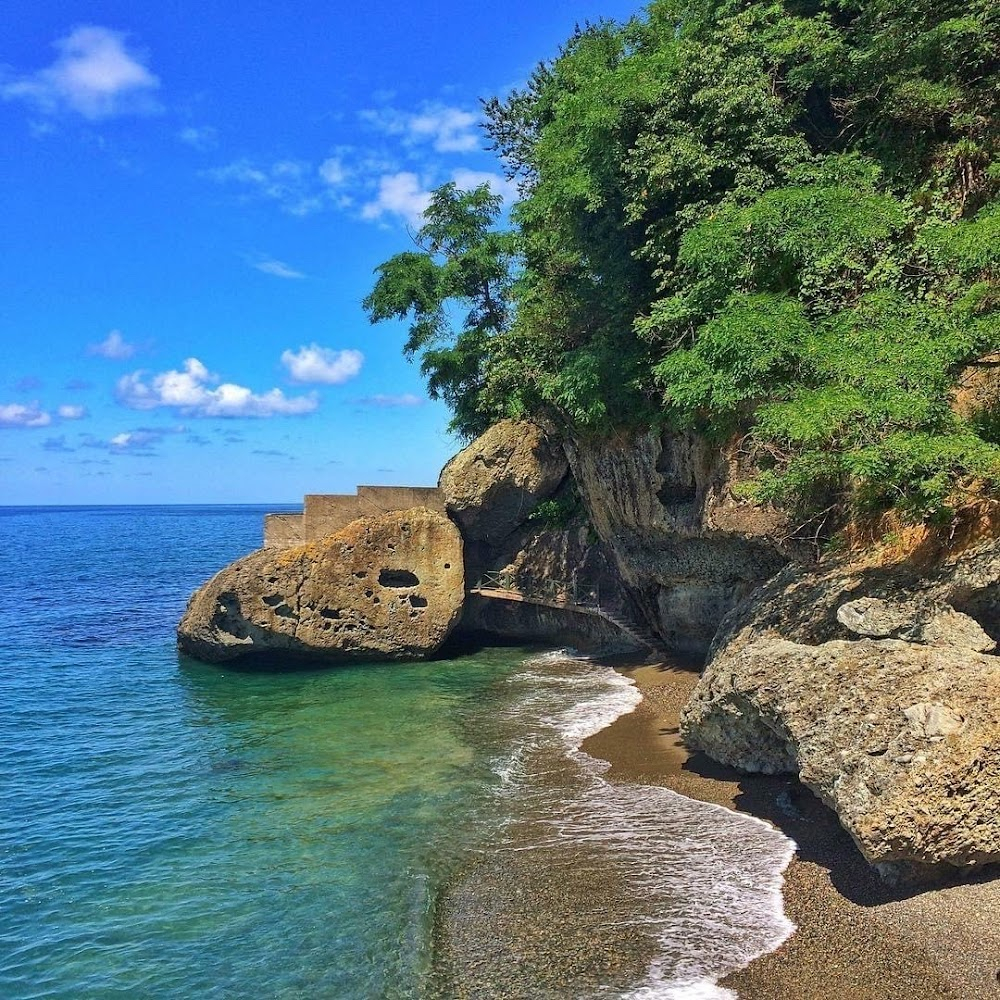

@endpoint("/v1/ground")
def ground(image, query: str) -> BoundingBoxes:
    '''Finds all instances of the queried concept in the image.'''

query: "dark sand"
[583,659,1000,1000]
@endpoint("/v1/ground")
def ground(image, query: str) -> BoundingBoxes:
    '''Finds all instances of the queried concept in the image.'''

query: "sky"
[1,0,641,505]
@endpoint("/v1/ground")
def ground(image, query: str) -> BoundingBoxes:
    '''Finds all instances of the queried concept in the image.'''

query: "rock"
[903,702,965,738]
[682,633,1000,870]
[178,508,464,664]
[439,420,568,543]
[837,597,995,652]
[564,428,793,654]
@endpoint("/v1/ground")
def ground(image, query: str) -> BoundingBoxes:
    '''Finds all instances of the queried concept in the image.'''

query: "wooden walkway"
[468,587,605,617]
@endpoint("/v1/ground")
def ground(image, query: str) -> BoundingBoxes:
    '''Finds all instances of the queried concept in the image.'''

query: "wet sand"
[583,659,1000,1000]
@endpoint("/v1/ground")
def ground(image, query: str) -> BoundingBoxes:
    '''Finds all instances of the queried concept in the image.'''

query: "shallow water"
[0,506,794,999]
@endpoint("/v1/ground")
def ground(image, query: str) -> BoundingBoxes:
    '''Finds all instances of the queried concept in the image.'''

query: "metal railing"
[472,570,601,610]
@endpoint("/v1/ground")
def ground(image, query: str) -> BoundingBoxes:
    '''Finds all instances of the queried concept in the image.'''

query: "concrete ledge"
[264,486,445,549]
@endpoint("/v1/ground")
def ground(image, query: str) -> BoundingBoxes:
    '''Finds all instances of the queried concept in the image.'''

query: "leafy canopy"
[366,0,1000,525]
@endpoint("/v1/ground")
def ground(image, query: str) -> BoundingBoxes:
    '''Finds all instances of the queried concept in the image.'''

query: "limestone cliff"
[564,429,795,654]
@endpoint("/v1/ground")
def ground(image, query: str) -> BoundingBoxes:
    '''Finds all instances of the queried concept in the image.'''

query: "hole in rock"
[273,604,296,619]
[379,569,419,588]
[444,563,451,569]
[353,571,367,579]
[261,594,284,607]
[408,594,428,608]
[320,608,341,620]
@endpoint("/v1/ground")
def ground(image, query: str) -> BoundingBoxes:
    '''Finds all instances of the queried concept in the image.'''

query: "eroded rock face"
[177,508,463,664]
[682,635,1000,870]
[439,420,568,544]
[683,538,1000,871]
[565,429,794,654]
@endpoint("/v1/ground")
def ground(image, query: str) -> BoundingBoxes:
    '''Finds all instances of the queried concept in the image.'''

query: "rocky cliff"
[679,537,1000,873]
[177,418,1000,874]
[564,429,795,653]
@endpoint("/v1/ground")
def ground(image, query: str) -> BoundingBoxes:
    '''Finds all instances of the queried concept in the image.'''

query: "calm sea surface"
[0,506,794,999]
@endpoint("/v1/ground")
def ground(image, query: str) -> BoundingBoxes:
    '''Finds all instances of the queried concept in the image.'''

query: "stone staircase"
[599,608,666,654]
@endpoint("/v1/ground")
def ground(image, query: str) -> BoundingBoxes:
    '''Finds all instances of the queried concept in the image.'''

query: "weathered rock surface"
[565,429,795,653]
[682,634,1000,870]
[178,508,463,664]
[836,597,995,651]
[708,536,1000,658]
[439,420,568,544]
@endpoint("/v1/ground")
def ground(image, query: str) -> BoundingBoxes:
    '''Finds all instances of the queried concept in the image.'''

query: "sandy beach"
[583,658,1000,1000]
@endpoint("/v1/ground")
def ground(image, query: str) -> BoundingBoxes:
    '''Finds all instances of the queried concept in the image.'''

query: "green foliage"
[362,183,519,437]
[528,489,583,529]
[367,0,1000,527]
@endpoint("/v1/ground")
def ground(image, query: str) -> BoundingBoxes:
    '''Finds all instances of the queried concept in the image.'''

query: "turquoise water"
[0,506,795,999]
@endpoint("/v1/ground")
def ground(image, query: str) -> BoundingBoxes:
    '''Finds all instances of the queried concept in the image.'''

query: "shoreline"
[582,657,1000,1000]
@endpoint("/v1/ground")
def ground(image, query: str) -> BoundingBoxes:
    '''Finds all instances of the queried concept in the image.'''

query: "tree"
[362,183,519,437]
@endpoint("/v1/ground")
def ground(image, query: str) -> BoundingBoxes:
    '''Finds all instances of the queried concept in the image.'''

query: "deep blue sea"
[0,506,795,999]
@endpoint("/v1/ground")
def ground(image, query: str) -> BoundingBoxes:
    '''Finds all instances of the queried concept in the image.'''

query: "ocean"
[0,505,794,999]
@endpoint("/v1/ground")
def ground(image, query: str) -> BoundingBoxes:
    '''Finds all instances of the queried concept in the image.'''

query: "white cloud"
[281,345,364,385]
[116,358,318,418]
[254,258,305,280]
[178,125,217,150]
[109,430,159,451]
[361,103,479,153]
[206,158,324,216]
[57,404,87,419]
[0,402,51,428]
[357,393,425,407]
[361,172,432,228]
[451,168,518,204]
[318,156,347,186]
[2,26,160,120]
[88,329,136,360]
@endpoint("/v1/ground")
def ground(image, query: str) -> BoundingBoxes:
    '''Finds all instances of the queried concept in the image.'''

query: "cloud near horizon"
[281,344,364,385]
[116,357,318,417]
[2,26,160,120]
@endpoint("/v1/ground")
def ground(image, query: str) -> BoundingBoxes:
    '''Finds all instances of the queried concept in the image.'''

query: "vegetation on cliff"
[366,0,999,528]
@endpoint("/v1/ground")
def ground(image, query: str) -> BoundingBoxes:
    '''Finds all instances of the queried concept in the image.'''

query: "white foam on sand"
[501,653,797,1000]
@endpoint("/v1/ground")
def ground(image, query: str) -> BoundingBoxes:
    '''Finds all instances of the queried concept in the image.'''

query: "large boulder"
[439,420,568,543]
[682,537,1000,872]
[178,508,464,665]
[836,597,995,651]
[681,635,1000,871]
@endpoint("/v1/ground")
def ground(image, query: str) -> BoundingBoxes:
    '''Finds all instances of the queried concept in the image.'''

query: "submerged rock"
[178,508,463,665]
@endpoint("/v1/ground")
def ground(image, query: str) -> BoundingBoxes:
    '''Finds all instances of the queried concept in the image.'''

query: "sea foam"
[497,652,796,999]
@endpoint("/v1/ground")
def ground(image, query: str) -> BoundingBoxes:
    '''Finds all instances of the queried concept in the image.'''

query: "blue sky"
[1,0,639,505]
